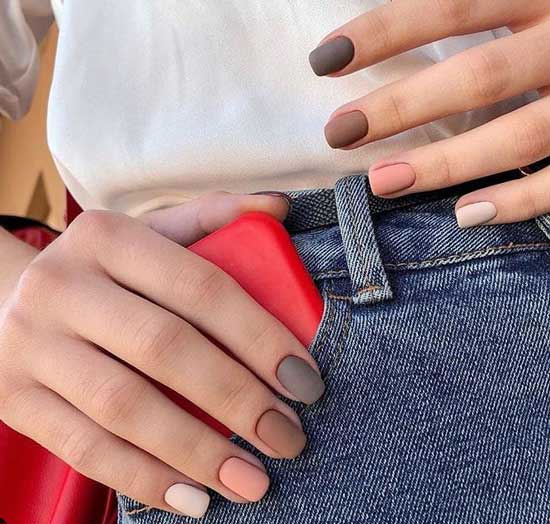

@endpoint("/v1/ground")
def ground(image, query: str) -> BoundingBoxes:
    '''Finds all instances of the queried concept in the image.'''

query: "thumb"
[138,191,292,246]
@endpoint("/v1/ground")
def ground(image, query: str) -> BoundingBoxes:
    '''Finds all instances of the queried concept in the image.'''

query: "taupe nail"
[256,410,306,459]
[324,111,369,149]
[277,356,325,405]
[309,36,355,76]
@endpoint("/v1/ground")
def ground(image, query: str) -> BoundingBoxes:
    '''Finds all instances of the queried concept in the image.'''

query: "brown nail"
[277,355,325,405]
[250,191,293,209]
[256,410,306,459]
[324,111,368,149]
[309,36,355,76]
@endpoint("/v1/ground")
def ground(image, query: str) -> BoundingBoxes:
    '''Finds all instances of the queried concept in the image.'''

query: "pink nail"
[369,163,416,196]
[219,457,270,502]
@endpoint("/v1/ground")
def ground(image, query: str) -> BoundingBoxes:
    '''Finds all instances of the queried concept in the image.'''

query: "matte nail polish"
[309,36,355,76]
[164,483,210,518]
[277,355,325,405]
[369,163,416,195]
[250,191,293,209]
[324,111,369,149]
[456,202,497,228]
[219,458,270,502]
[256,410,306,458]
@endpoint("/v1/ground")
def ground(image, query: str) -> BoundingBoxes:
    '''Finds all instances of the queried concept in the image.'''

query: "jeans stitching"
[384,242,550,270]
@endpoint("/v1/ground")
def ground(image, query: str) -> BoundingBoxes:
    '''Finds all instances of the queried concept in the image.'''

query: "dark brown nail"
[256,410,306,459]
[324,111,368,149]
[277,356,325,405]
[309,36,355,76]
[251,191,293,209]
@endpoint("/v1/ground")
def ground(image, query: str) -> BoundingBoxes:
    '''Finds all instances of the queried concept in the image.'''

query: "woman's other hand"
[0,191,324,517]
[311,0,550,228]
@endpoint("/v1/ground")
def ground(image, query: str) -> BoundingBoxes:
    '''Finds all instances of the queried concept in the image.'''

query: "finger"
[139,191,291,245]
[63,211,324,406]
[48,278,307,460]
[324,23,550,149]
[309,0,529,77]
[368,96,550,197]
[28,335,272,503]
[1,383,211,517]
[455,166,550,227]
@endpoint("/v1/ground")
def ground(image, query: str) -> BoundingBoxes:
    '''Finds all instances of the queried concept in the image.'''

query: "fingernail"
[219,457,270,502]
[309,36,355,76]
[256,410,306,458]
[369,163,416,195]
[164,483,210,518]
[277,355,325,405]
[456,201,497,228]
[251,191,293,209]
[324,111,368,149]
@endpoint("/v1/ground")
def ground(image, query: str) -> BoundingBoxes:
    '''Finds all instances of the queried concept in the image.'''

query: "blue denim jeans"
[119,173,550,524]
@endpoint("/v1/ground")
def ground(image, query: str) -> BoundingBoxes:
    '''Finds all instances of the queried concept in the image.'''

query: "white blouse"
[2,1,533,216]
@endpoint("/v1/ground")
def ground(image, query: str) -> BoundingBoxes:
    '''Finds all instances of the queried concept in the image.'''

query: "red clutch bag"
[0,210,323,524]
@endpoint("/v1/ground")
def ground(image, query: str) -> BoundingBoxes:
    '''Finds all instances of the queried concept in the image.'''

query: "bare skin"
[0,191,322,517]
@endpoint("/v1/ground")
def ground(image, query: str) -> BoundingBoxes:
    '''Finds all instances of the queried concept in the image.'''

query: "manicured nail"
[277,355,325,405]
[219,457,270,502]
[309,36,355,76]
[250,191,293,209]
[164,483,210,518]
[456,201,497,228]
[324,111,368,149]
[369,163,416,195]
[256,410,306,458]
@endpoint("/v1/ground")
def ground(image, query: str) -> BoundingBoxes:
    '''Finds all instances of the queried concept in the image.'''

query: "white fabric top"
[2,1,532,215]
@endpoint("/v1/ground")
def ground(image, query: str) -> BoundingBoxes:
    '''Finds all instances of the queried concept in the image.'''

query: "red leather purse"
[0,196,323,524]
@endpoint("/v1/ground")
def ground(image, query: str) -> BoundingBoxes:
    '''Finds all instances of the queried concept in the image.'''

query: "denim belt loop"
[333,174,393,305]
[535,214,550,240]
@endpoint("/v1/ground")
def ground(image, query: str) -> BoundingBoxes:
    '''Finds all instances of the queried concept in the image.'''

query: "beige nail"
[164,483,210,518]
[456,202,497,228]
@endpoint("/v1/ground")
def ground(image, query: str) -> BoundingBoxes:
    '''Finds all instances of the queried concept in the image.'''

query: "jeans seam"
[383,241,550,270]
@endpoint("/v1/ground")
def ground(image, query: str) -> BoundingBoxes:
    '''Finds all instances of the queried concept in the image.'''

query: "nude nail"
[324,111,368,149]
[456,202,497,228]
[256,410,306,458]
[219,457,270,502]
[164,483,210,518]
[309,36,355,76]
[277,355,325,405]
[369,163,416,195]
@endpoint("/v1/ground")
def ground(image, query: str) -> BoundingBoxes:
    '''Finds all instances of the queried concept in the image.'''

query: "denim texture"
[119,174,550,524]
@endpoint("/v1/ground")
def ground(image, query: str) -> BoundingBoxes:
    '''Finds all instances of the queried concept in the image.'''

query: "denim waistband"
[283,172,550,306]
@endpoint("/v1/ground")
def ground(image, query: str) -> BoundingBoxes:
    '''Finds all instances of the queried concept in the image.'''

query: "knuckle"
[0,382,32,419]
[132,315,188,369]
[512,115,550,166]
[217,372,260,421]
[13,259,67,311]
[462,46,510,104]
[58,428,101,472]
[518,183,541,220]
[175,264,230,312]
[367,9,394,56]
[66,210,124,246]
[91,373,147,427]
[177,424,210,474]
[386,91,409,132]
[436,0,472,32]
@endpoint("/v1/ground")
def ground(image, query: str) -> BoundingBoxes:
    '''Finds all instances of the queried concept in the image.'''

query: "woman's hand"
[310,0,550,228]
[0,191,325,518]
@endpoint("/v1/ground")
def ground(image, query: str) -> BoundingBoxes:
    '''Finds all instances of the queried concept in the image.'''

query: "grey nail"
[309,36,355,77]
[251,191,293,209]
[277,356,325,405]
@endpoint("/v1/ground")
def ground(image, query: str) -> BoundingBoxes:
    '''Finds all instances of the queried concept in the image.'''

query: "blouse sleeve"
[0,0,53,120]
